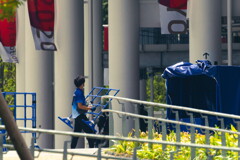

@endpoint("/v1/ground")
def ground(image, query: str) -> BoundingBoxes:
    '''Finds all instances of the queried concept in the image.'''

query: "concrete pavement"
[2,148,115,160]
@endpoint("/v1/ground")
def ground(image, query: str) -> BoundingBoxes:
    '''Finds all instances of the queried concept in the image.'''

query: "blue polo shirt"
[71,88,87,118]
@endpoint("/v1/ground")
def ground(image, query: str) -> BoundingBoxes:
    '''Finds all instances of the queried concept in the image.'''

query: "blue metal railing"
[0,92,36,146]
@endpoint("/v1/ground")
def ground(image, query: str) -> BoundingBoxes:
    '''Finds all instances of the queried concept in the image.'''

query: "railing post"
[148,67,154,149]
[109,102,114,146]
[63,141,70,160]
[147,107,154,149]
[169,110,181,159]
[134,104,140,138]
[97,144,102,160]
[122,103,127,137]
[161,121,166,151]
[133,104,139,160]
[175,111,180,150]
[0,133,3,160]
[218,118,226,157]
[172,110,180,140]
[133,146,137,160]
[160,109,167,151]
[190,116,196,159]
[32,93,37,143]
[201,115,212,159]
[30,137,35,158]
[187,113,196,159]
[236,121,240,160]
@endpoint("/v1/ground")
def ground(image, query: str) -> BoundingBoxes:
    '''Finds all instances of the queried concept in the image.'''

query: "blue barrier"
[58,87,120,130]
[0,92,36,147]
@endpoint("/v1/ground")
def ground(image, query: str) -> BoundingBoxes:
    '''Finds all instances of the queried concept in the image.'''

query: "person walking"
[71,75,96,148]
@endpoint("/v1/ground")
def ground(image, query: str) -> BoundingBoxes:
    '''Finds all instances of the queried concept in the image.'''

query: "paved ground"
[2,148,115,160]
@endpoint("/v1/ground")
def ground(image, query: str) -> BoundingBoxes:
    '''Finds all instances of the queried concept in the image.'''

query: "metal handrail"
[102,109,240,135]
[0,125,239,152]
[102,95,240,120]
[2,96,240,159]
[2,144,131,160]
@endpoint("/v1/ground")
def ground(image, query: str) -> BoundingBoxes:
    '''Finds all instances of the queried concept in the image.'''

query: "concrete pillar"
[54,0,84,148]
[84,0,103,100]
[83,0,103,148]
[84,0,90,94]
[189,0,221,65]
[109,0,140,136]
[227,0,232,66]
[16,3,54,148]
[87,0,93,95]
[16,3,28,146]
[93,0,103,89]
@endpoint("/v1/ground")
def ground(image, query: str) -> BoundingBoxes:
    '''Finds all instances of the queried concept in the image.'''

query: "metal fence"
[102,95,240,160]
[0,92,36,148]
[1,95,240,159]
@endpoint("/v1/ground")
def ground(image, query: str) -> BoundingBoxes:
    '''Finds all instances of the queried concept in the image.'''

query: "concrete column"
[83,0,103,148]
[84,0,103,99]
[84,1,90,94]
[93,0,103,89]
[227,0,232,66]
[54,0,84,148]
[16,3,54,148]
[189,0,221,65]
[109,0,140,135]
[87,0,93,95]
[16,3,28,146]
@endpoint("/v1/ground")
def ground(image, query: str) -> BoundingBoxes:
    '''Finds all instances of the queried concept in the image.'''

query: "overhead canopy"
[162,60,240,118]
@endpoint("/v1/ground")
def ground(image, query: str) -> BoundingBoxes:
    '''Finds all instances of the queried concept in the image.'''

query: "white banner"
[0,44,18,63]
[30,26,56,51]
[159,1,188,34]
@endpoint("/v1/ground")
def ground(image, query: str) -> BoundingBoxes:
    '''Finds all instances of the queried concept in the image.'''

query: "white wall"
[140,0,160,28]
[222,0,240,16]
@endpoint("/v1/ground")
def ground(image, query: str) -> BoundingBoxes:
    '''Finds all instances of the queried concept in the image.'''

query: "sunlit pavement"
[3,148,114,160]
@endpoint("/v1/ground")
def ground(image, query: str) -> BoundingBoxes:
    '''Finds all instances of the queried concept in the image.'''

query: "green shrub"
[106,125,239,160]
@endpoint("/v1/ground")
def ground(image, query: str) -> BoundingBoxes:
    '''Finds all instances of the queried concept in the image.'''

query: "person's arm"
[77,103,92,110]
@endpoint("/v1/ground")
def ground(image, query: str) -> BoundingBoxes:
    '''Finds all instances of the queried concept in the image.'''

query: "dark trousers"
[71,114,96,148]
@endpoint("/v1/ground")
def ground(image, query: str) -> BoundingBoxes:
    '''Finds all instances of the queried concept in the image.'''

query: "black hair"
[74,75,85,88]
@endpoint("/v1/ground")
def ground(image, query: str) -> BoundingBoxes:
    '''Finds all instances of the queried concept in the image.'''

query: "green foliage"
[0,60,16,105]
[0,60,16,92]
[146,73,166,104]
[102,0,108,24]
[106,125,240,160]
[0,0,25,20]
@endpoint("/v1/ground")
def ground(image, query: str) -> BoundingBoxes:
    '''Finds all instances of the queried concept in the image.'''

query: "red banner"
[159,0,188,34]
[0,18,18,63]
[28,0,57,51]
[159,0,187,9]
[103,26,108,51]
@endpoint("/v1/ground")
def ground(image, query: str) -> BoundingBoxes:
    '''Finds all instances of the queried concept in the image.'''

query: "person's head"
[74,75,85,88]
